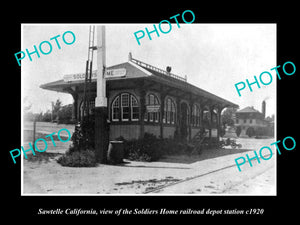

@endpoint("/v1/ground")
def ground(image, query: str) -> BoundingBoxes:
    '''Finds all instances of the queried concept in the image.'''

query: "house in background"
[234,101,274,137]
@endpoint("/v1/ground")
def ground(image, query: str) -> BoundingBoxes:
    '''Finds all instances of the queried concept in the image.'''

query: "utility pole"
[94,26,109,163]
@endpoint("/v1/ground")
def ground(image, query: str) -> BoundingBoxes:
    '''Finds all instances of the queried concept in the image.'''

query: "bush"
[121,133,164,162]
[71,117,95,152]
[57,149,97,167]
[57,116,97,167]
[118,133,186,162]
[246,127,255,137]
[160,138,185,155]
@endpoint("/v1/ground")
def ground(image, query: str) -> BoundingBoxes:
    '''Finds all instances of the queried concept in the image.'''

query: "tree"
[23,96,32,112]
[221,107,237,127]
[52,99,62,121]
[246,127,255,137]
[58,104,73,124]
[42,110,52,122]
[23,96,34,121]
[236,126,241,137]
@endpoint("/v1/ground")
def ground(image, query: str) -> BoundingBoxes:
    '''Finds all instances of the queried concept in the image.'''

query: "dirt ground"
[22,124,276,195]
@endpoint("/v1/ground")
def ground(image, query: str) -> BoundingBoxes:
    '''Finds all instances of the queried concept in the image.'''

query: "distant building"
[234,101,274,137]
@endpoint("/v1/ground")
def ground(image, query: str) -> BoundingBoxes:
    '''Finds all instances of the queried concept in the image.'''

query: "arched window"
[144,93,160,123]
[164,97,176,124]
[111,93,139,122]
[131,95,139,121]
[112,96,120,121]
[121,93,130,121]
[192,104,201,127]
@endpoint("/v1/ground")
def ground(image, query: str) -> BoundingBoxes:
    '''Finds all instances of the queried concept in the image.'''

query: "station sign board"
[63,68,126,82]
[104,68,126,79]
[146,105,160,112]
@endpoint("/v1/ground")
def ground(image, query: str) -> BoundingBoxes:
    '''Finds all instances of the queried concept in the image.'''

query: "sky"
[22,23,276,117]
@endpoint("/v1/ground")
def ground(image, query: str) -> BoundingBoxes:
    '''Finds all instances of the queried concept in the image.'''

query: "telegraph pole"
[94,26,109,163]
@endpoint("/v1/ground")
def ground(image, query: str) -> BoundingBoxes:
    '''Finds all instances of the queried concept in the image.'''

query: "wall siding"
[144,124,160,137]
[163,126,176,139]
[110,124,140,140]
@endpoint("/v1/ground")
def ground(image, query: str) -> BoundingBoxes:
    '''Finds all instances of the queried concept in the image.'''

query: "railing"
[131,58,187,82]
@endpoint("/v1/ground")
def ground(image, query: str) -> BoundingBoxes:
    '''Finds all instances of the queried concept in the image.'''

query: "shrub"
[57,117,97,167]
[118,133,187,162]
[71,117,95,152]
[57,149,97,167]
[122,133,163,162]
[235,126,241,137]
[160,138,185,155]
[246,127,255,137]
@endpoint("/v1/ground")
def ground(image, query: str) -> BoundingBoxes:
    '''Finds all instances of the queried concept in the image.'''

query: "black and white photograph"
[4,5,298,219]
[21,23,277,195]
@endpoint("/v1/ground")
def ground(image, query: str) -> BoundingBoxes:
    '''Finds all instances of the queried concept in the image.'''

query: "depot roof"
[40,57,238,108]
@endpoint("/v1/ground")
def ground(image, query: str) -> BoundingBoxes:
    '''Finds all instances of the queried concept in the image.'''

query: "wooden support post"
[160,90,166,139]
[95,107,109,163]
[209,106,212,146]
[199,102,203,130]
[33,118,36,151]
[175,98,181,140]
[188,99,193,142]
[217,106,221,140]
[71,93,78,123]
[139,84,146,139]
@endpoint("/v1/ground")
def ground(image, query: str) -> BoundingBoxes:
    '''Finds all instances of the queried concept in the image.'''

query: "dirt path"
[152,156,275,195]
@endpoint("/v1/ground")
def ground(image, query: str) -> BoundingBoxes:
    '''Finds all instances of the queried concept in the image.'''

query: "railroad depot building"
[40,53,238,142]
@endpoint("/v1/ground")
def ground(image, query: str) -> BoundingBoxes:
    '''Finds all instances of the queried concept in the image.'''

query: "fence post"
[33,118,36,151]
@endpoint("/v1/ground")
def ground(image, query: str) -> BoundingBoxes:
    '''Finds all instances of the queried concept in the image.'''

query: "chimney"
[166,66,171,73]
[262,100,266,118]
[128,52,132,61]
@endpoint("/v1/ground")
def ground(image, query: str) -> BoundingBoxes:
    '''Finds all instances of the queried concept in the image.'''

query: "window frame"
[164,97,176,125]
[111,93,139,122]
[111,96,120,122]
[121,93,130,121]
[145,93,160,123]
[131,95,139,121]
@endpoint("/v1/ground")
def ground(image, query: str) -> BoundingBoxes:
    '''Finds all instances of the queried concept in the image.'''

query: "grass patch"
[25,152,62,163]
[23,130,63,142]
